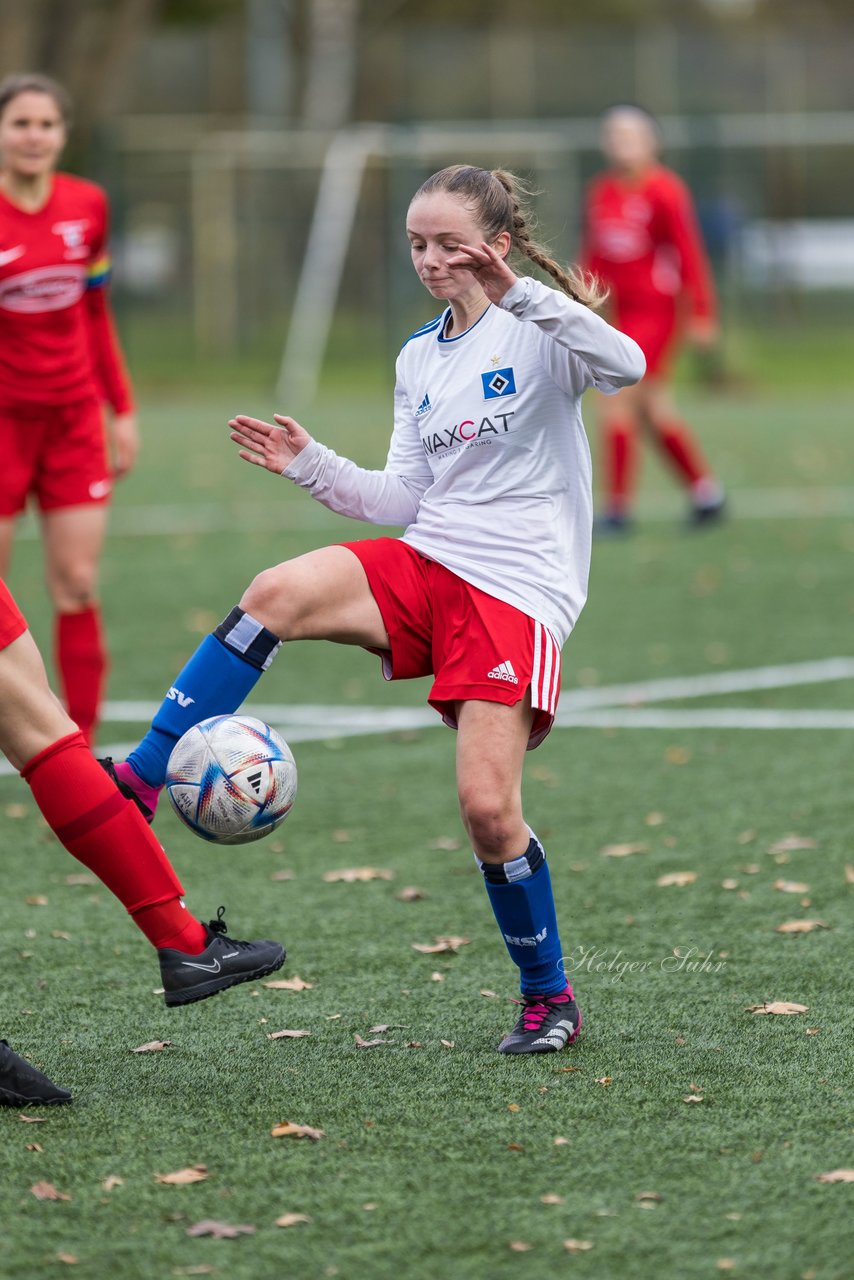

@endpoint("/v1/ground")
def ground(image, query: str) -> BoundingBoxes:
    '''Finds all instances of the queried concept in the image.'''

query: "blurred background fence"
[3,0,853,393]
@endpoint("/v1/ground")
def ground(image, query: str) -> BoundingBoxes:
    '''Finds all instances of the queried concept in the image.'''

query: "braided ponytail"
[411,164,607,310]
[491,169,607,309]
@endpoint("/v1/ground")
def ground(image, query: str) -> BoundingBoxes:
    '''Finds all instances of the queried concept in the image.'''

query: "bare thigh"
[0,516,16,578]
[41,504,109,611]
[240,544,390,647]
[455,695,534,862]
[0,630,77,770]
[596,382,644,428]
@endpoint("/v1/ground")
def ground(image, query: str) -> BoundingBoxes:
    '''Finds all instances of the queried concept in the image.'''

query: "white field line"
[2,658,852,778]
[13,486,854,541]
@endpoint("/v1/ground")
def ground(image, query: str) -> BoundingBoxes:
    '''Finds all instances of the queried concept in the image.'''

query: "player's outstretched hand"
[446,241,517,305]
[228,414,312,474]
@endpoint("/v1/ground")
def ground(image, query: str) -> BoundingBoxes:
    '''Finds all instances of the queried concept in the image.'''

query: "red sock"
[603,419,637,514]
[654,419,709,488]
[21,732,208,953]
[55,606,108,747]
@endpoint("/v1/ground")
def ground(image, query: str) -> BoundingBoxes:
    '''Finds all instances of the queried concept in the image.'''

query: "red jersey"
[581,164,716,321]
[0,172,133,411]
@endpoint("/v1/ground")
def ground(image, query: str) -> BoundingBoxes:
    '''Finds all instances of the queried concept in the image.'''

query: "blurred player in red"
[581,105,725,530]
[0,73,136,745]
[0,573,284,1104]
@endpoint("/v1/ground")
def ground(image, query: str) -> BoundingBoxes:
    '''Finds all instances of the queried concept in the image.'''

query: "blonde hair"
[412,164,607,309]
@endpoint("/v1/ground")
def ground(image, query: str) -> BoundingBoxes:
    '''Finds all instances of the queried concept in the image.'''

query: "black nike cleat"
[594,512,633,537]
[688,492,727,528]
[0,1040,72,1106]
[158,906,285,1007]
[98,757,155,822]
[497,984,582,1055]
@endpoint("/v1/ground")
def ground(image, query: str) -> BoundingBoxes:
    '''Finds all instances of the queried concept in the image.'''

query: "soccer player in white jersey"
[109,165,645,1054]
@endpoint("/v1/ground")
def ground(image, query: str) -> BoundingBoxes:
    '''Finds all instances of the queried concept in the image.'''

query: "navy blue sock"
[478,833,566,997]
[127,607,282,786]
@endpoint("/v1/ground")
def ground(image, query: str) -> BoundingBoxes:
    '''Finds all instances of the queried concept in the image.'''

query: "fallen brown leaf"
[31,1181,71,1201]
[412,935,471,954]
[815,1169,854,1183]
[540,1194,565,1205]
[263,975,313,991]
[665,746,691,765]
[267,1029,311,1040]
[323,867,394,883]
[270,869,295,881]
[275,1212,311,1228]
[721,879,739,890]
[507,1103,521,1113]
[683,1094,705,1103]
[430,835,461,851]
[774,920,829,934]
[64,873,96,886]
[173,1268,215,1277]
[5,803,27,818]
[396,887,426,901]
[368,1024,405,1033]
[645,812,666,826]
[594,1077,613,1086]
[507,1142,525,1152]
[25,1142,43,1152]
[657,871,697,887]
[354,1034,388,1048]
[773,879,810,894]
[271,1121,324,1140]
[716,1261,736,1272]
[18,1114,48,1124]
[130,1040,172,1054]
[563,1239,594,1253]
[430,972,445,982]
[56,1254,78,1266]
[600,841,647,858]
[509,1241,533,1253]
[745,1001,808,1015]
[770,835,817,852]
[845,864,854,885]
[440,1039,455,1048]
[479,989,497,998]
[186,1220,256,1239]
[553,1136,570,1146]
[635,1191,663,1203]
[556,1064,582,1073]
[331,828,351,842]
[102,1176,123,1191]
[806,1027,821,1035]
[737,829,756,844]
[154,1165,208,1185]
[25,895,48,906]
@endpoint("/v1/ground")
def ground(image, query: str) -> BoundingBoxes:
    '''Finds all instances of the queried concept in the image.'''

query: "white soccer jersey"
[283,275,645,646]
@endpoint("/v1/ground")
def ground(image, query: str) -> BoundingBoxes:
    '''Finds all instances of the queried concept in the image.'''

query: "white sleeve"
[499,275,646,395]
[282,368,434,526]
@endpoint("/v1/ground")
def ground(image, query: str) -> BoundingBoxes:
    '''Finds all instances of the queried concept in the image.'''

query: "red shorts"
[342,538,562,750]
[0,576,27,650]
[0,396,111,516]
[614,297,679,377]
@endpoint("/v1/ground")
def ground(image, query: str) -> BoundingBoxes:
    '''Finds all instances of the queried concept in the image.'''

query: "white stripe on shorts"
[531,621,561,715]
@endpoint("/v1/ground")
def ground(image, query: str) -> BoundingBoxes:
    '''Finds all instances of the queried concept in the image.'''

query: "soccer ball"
[165,714,297,845]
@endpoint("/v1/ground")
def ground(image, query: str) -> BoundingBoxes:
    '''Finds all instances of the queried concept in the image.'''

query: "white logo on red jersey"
[0,245,25,266]
[0,264,86,313]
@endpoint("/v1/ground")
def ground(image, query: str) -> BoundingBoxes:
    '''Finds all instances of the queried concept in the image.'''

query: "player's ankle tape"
[214,607,282,671]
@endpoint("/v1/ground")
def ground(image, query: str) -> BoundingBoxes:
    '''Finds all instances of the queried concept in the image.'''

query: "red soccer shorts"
[0,576,27,650]
[0,395,111,516]
[342,538,562,750]
[614,297,679,377]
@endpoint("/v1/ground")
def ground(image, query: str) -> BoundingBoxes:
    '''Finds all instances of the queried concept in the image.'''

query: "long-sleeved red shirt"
[0,172,133,411]
[581,164,717,321]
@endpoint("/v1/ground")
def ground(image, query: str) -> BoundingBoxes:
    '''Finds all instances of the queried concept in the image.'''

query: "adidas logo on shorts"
[487,659,519,685]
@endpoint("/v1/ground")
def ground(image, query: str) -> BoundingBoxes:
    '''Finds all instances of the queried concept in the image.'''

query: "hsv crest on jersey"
[481,366,517,399]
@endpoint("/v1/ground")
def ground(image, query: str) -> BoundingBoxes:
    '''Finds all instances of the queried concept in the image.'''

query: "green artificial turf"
[2,363,853,1278]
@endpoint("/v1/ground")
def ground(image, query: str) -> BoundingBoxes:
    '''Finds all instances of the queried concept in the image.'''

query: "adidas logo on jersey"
[487,660,519,685]
[415,393,432,417]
